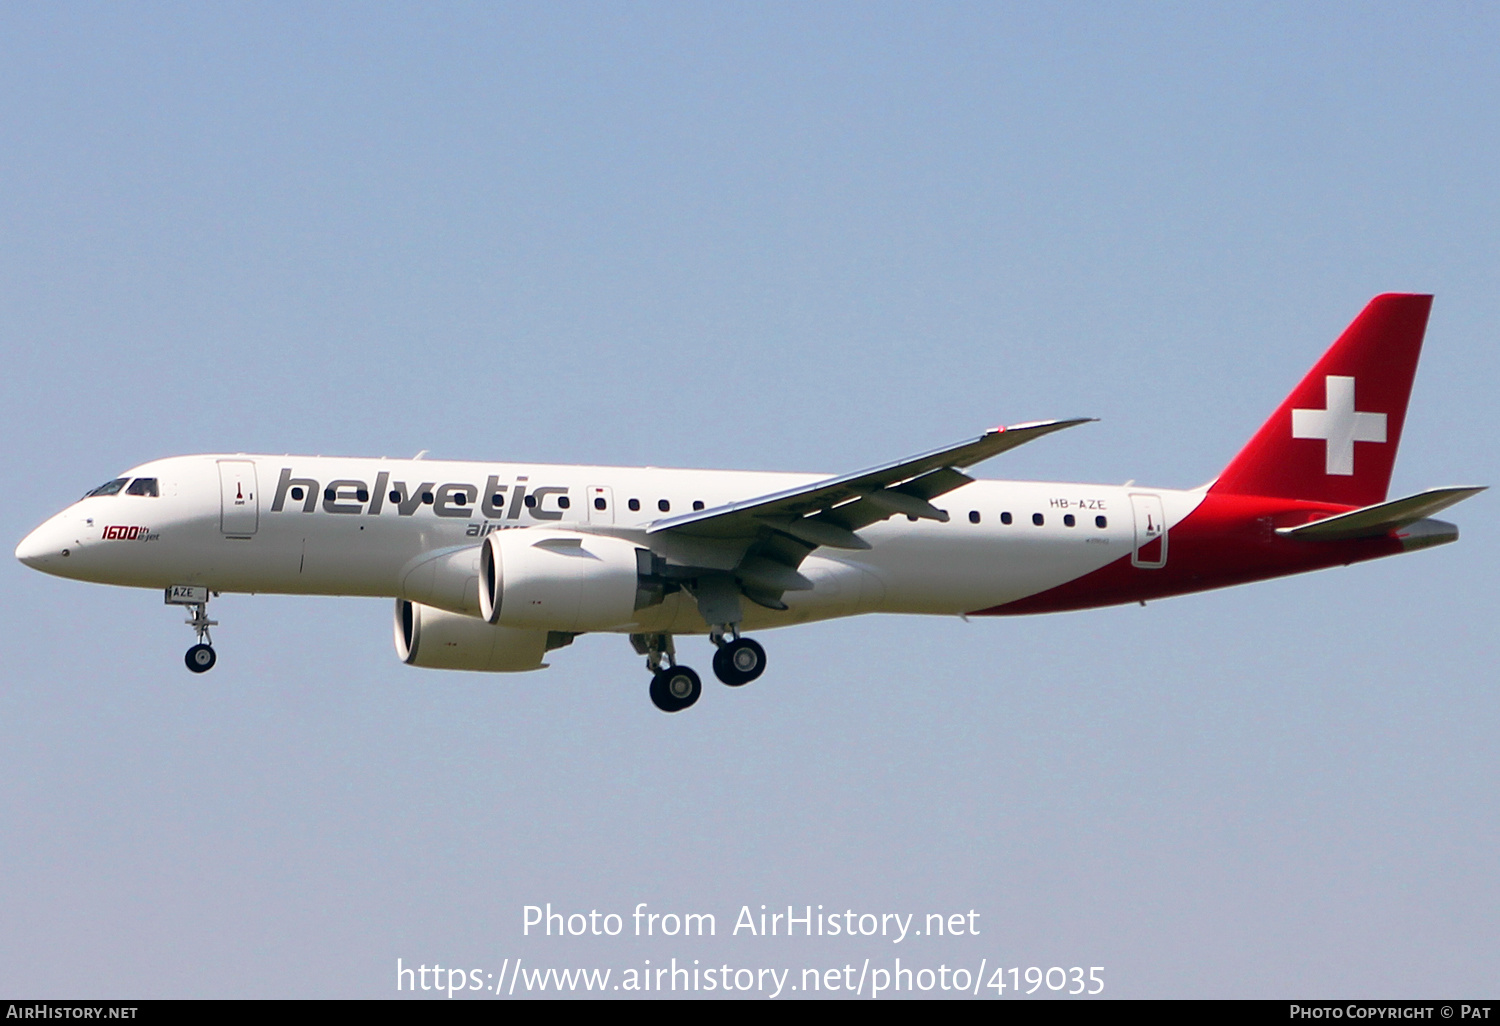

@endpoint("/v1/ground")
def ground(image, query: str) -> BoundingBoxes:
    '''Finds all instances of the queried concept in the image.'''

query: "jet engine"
[394,599,559,672]
[478,528,660,632]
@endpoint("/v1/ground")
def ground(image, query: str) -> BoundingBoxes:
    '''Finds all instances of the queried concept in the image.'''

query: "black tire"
[649,666,701,712]
[185,644,216,674]
[712,637,765,686]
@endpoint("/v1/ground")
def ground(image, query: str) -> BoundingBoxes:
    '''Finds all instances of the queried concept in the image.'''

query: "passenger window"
[595,497,607,511]
[125,478,159,497]
[1000,511,1012,525]
[523,494,535,508]
[422,491,435,505]
[84,478,129,498]
[693,500,705,511]
[1064,514,1075,527]
[1032,513,1044,526]
[628,498,641,512]
[658,499,670,512]
[453,491,469,505]
[968,510,981,524]
[291,487,305,501]
[557,496,569,509]
[356,489,369,503]
[1096,515,1108,528]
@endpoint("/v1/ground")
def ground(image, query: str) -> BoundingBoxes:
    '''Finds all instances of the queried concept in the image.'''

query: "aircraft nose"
[15,517,71,570]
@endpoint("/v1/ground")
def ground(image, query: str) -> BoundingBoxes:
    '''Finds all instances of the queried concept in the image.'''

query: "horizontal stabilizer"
[1277,486,1485,541]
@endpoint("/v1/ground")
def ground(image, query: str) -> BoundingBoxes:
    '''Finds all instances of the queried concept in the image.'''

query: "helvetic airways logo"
[1291,375,1387,476]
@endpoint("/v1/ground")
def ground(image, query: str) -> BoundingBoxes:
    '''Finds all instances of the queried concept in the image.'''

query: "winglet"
[995,417,1097,439]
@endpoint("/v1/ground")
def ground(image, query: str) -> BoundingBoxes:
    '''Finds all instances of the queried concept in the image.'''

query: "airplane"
[15,294,1484,712]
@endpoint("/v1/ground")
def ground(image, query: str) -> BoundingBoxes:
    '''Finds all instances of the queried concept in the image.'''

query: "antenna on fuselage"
[414,450,429,460]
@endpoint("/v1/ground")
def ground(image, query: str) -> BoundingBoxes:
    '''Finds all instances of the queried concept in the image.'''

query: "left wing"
[648,419,1093,547]
[644,419,1092,609]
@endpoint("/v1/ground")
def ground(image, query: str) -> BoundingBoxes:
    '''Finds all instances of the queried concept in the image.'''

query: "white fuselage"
[17,454,1202,634]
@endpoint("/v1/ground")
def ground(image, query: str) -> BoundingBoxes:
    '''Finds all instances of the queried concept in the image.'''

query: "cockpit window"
[125,478,160,497]
[84,478,129,498]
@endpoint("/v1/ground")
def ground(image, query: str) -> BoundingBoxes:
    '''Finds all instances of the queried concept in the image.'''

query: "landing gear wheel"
[649,666,702,713]
[712,637,765,687]
[185,643,217,674]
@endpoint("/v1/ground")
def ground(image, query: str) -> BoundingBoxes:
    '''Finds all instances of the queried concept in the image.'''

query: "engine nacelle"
[479,528,653,632]
[394,599,555,672]
[398,545,483,616]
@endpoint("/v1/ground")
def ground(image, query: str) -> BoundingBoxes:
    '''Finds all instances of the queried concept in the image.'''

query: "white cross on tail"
[1291,375,1387,476]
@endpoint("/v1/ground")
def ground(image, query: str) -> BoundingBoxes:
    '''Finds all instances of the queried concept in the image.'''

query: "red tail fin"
[1212,294,1432,507]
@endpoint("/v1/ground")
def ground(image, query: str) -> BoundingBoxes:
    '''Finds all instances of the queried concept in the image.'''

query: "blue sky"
[2,3,1495,997]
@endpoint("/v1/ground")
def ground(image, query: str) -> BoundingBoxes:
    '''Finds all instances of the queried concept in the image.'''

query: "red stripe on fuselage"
[972,491,1404,616]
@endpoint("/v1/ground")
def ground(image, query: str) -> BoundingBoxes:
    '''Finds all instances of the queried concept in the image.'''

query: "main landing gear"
[634,634,700,713]
[166,586,219,674]
[712,634,766,688]
[650,664,702,714]
[631,629,769,713]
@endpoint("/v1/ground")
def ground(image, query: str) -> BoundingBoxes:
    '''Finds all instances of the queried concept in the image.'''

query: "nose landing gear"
[167,586,219,674]
[182,600,219,674]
